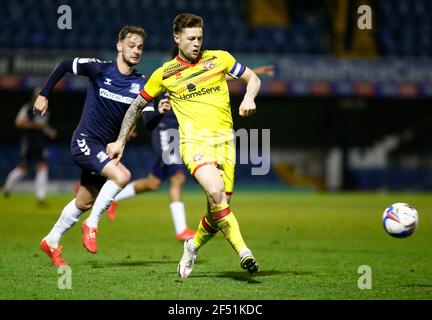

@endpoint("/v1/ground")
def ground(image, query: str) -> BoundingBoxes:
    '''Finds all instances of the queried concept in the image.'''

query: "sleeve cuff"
[140,90,154,102]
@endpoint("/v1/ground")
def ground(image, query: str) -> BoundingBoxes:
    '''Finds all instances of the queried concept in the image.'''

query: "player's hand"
[45,127,57,140]
[106,140,125,165]
[127,128,138,141]
[34,95,49,116]
[33,121,46,130]
[239,98,256,117]
[158,98,171,114]
[252,65,275,77]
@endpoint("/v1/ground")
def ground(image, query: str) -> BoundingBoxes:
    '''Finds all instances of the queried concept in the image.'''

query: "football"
[382,203,419,238]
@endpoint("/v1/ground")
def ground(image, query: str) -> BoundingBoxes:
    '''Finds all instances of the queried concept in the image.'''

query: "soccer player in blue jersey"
[2,87,57,206]
[34,26,148,266]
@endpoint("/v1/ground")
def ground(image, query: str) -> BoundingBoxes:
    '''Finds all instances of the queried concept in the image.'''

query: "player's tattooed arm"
[117,95,148,143]
[106,95,148,164]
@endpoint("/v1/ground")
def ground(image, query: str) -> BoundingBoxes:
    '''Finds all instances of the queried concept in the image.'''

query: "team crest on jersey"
[130,83,141,94]
[203,61,215,70]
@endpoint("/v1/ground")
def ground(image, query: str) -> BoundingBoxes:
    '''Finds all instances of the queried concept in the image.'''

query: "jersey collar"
[175,53,202,67]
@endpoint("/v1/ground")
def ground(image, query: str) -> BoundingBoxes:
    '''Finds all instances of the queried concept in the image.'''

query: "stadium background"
[1,0,432,193]
[1,0,431,301]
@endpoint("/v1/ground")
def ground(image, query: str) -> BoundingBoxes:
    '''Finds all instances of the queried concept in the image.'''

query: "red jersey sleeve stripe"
[140,90,154,102]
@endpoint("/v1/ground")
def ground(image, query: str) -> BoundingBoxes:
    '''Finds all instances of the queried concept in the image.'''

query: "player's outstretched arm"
[225,65,275,81]
[251,65,275,77]
[15,106,45,129]
[238,67,261,117]
[34,59,74,116]
[35,58,102,116]
[106,95,149,164]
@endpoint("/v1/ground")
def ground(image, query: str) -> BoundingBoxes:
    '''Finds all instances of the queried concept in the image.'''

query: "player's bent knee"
[171,172,186,186]
[36,162,48,170]
[17,164,28,172]
[207,189,225,206]
[114,169,131,187]
[147,178,162,191]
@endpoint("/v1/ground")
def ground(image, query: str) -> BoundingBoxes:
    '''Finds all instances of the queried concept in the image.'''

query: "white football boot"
[178,239,197,278]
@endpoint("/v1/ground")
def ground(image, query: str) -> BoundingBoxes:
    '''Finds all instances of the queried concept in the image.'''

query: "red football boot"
[81,220,98,253]
[40,239,68,267]
[107,201,117,221]
[176,228,196,241]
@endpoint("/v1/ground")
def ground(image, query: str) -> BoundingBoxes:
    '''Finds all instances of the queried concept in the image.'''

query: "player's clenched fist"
[239,98,256,117]
[158,98,171,114]
[33,95,49,116]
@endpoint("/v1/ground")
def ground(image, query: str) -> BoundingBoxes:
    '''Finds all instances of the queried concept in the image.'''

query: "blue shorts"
[148,159,185,181]
[70,135,111,187]
[149,127,185,181]
[20,145,47,165]
[80,170,107,190]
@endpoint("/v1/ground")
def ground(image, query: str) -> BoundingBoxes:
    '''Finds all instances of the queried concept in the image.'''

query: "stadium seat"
[5,0,431,56]
[0,0,332,54]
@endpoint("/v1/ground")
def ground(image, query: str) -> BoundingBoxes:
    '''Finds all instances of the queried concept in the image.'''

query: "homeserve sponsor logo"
[99,88,134,104]
[180,85,221,100]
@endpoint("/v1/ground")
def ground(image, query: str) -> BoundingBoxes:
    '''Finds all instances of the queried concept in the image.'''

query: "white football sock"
[4,167,26,192]
[35,167,48,201]
[238,247,252,260]
[45,199,83,248]
[113,182,136,201]
[86,180,123,228]
[169,201,187,235]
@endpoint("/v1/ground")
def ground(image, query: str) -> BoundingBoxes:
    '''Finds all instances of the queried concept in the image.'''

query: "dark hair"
[173,13,203,34]
[118,26,147,42]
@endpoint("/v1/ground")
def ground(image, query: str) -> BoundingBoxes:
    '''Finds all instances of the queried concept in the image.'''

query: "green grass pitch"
[0,191,431,300]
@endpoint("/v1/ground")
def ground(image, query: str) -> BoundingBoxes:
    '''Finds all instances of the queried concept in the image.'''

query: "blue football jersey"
[141,92,179,157]
[72,58,147,145]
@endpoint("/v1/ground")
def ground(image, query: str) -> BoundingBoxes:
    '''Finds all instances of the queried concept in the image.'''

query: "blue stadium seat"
[378,0,432,56]
[2,0,333,54]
